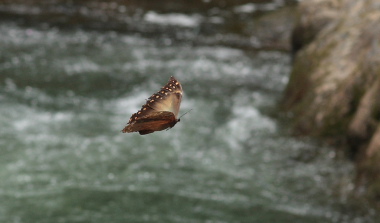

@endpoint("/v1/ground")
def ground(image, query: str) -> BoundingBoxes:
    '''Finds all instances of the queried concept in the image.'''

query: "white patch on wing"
[149,93,182,118]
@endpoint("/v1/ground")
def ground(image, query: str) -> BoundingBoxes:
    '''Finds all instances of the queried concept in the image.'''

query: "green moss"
[319,115,350,137]
[282,52,313,110]
[361,152,380,202]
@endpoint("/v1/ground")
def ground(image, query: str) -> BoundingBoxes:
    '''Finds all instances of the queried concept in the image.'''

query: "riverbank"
[283,0,380,204]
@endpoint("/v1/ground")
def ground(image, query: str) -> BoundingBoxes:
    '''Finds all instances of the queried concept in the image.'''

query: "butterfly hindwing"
[122,111,177,134]
[122,76,183,135]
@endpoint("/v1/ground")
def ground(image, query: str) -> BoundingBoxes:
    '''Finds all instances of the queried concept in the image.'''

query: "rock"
[291,0,341,54]
[283,0,380,200]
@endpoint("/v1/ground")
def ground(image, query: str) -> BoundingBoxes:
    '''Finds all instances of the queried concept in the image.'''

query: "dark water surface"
[0,1,378,223]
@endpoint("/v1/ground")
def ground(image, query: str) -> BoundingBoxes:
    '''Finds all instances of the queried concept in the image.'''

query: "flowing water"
[0,1,379,223]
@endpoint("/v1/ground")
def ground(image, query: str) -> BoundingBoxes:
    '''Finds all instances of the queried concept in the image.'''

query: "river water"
[0,1,378,223]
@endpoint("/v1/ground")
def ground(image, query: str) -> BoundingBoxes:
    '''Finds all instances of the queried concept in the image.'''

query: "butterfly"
[122,76,183,135]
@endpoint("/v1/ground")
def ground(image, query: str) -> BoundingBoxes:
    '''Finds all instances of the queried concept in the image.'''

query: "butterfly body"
[122,76,182,135]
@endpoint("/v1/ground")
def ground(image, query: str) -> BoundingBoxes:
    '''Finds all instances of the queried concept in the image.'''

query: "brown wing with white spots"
[147,76,182,118]
[122,76,183,135]
[126,76,182,124]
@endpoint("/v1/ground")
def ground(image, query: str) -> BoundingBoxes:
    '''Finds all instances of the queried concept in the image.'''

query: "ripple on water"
[144,11,202,27]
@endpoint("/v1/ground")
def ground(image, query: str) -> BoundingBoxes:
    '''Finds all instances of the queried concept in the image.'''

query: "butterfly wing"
[146,76,183,118]
[122,76,183,135]
[122,111,178,135]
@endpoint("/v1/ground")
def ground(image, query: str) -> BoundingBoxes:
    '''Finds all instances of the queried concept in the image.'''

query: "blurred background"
[0,0,378,222]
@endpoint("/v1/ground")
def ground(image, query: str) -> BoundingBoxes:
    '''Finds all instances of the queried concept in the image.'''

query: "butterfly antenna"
[179,109,193,120]
[166,109,192,131]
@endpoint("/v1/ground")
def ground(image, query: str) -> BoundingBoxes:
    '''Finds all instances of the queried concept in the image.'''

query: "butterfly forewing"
[146,76,182,118]
[122,76,183,135]
[148,92,182,118]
